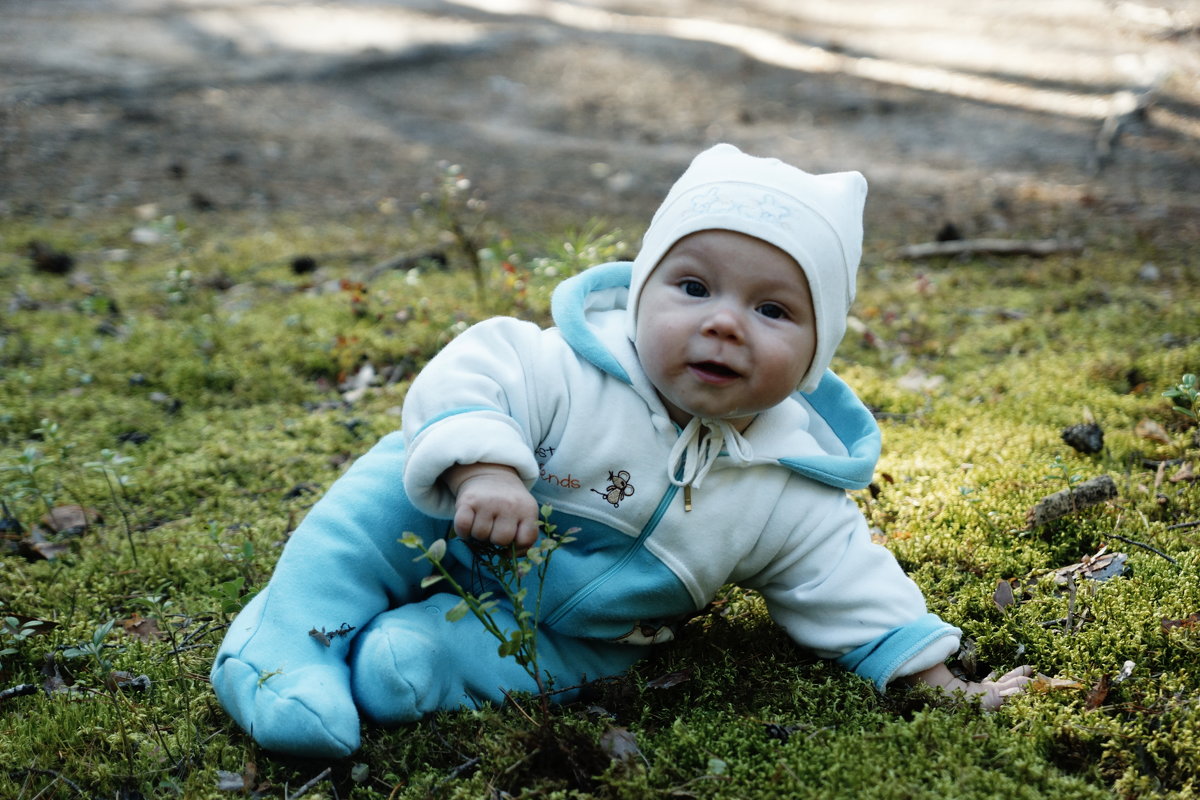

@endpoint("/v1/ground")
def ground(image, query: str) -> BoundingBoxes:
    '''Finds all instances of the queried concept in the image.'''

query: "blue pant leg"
[210,431,449,757]
[351,593,649,725]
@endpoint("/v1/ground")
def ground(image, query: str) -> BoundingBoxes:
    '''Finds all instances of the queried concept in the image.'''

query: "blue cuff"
[835,613,960,691]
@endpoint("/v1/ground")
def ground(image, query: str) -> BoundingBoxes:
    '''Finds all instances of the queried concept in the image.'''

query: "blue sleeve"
[835,613,960,691]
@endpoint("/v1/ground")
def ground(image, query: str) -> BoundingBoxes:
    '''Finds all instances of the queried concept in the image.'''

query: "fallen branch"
[896,238,1085,260]
[1026,475,1118,528]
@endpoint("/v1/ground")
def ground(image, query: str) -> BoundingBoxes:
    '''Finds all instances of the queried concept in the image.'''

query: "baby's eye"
[757,302,787,320]
[680,280,708,297]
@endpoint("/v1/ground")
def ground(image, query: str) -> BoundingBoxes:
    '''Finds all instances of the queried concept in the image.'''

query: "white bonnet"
[627,144,867,394]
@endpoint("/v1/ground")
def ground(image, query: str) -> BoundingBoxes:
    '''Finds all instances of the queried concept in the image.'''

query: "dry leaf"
[993,580,1016,610]
[40,655,74,696]
[1169,462,1195,483]
[216,770,247,792]
[1053,547,1130,585]
[1029,675,1084,693]
[105,670,151,692]
[1162,613,1200,632]
[1135,418,1172,445]
[41,505,101,535]
[646,670,692,690]
[122,614,162,642]
[1085,675,1110,709]
[600,726,643,763]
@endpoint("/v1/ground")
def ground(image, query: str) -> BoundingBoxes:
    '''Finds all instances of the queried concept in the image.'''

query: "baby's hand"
[909,663,1034,710]
[443,463,540,549]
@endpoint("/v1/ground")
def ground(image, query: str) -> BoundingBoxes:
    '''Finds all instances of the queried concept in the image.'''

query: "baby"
[211,143,1031,757]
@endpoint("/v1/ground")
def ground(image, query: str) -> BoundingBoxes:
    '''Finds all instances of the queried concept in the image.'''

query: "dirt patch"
[2,0,1198,250]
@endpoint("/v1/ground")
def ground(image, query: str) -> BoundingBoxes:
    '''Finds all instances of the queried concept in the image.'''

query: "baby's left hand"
[909,663,1034,710]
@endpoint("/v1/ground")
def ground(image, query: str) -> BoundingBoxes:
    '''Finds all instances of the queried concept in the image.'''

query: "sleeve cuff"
[403,408,540,517]
[834,613,961,691]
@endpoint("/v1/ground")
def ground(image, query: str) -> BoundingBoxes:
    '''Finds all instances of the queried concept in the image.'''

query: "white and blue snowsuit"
[210,262,960,758]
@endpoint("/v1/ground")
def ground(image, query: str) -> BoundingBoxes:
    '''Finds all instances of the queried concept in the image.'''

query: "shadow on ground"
[2,0,1198,248]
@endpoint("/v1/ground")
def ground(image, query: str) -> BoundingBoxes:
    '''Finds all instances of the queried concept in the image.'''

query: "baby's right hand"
[443,463,540,549]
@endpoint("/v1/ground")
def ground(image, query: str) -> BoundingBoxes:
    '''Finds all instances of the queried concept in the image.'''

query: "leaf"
[445,600,470,623]
[646,670,692,690]
[1162,612,1200,632]
[1135,418,1172,445]
[1053,548,1130,585]
[420,574,444,589]
[105,670,151,692]
[600,726,643,763]
[121,613,162,642]
[215,770,246,792]
[707,758,729,776]
[1169,462,1195,483]
[993,580,1016,610]
[1029,676,1084,693]
[1085,674,1110,710]
[41,505,101,535]
[425,538,447,563]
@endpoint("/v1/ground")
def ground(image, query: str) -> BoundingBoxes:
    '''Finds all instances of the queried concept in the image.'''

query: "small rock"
[291,255,318,274]
[1061,422,1104,454]
[27,240,74,275]
[935,221,962,242]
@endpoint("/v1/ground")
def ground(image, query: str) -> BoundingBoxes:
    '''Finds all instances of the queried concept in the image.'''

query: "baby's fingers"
[984,665,1034,686]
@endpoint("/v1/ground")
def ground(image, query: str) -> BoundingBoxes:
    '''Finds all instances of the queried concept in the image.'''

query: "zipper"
[543,480,680,627]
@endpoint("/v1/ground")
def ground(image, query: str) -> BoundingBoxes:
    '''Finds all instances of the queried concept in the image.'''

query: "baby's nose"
[702,307,745,339]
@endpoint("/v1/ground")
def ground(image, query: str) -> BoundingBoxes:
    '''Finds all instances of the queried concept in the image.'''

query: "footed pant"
[210,432,647,758]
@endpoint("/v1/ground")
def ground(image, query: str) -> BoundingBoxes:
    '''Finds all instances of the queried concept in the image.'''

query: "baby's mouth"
[690,361,741,381]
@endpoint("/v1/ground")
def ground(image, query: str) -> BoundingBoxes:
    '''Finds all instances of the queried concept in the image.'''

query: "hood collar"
[551,262,881,491]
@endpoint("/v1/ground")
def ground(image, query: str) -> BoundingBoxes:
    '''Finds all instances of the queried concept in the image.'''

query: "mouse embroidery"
[592,469,635,508]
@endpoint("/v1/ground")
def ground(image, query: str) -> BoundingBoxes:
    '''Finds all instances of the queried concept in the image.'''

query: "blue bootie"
[211,589,360,757]
[210,432,447,756]
[350,593,649,724]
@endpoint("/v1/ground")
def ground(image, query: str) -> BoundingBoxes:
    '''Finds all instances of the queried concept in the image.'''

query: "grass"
[1,202,1197,799]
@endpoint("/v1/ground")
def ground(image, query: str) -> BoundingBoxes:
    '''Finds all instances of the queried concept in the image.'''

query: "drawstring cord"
[667,417,754,510]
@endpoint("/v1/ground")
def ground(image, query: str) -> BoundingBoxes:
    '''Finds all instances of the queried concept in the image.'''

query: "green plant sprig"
[1163,373,1198,421]
[399,504,577,716]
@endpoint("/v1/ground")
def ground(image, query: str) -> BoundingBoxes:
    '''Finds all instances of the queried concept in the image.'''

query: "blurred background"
[2,0,1197,244]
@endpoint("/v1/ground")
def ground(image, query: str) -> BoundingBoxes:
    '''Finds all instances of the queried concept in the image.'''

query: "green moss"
[2,210,1198,798]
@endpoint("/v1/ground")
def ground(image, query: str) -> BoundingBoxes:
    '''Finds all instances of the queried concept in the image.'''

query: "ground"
[2,0,1198,247]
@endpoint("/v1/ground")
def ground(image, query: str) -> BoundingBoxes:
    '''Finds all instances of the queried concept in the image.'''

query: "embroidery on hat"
[682,187,796,226]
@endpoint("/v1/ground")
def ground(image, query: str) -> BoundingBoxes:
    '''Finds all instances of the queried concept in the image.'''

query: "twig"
[1167,520,1200,531]
[895,238,1084,260]
[1110,534,1179,565]
[1065,573,1077,634]
[0,683,38,702]
[428,756,482,796]
[8,768,87,798]
[287,766,332,800]
[500,688,539,727]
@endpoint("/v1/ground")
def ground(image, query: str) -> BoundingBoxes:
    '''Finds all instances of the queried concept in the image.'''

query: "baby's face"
[635,230,816,432]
